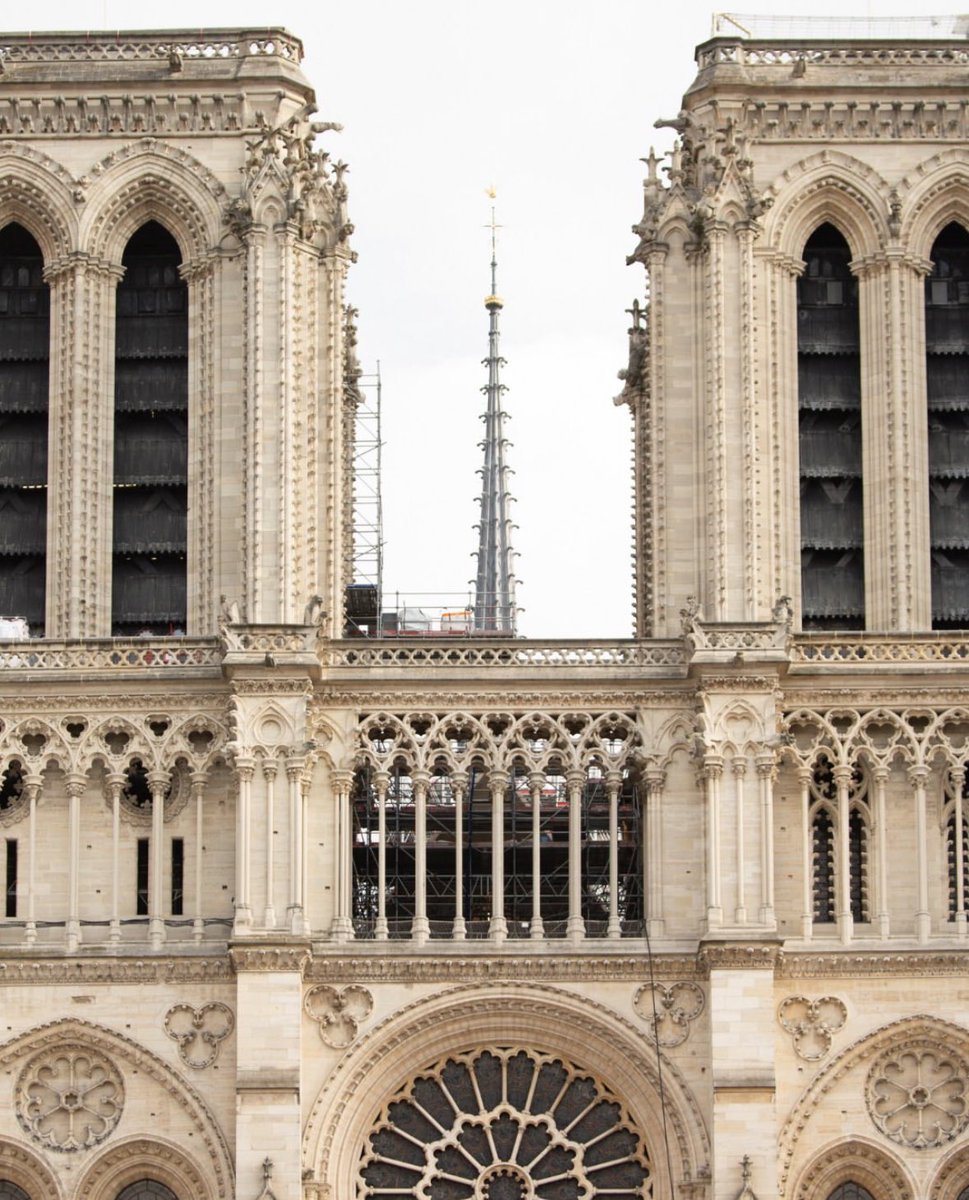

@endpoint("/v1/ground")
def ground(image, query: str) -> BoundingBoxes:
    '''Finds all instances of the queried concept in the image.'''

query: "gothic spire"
[473,188,518,635]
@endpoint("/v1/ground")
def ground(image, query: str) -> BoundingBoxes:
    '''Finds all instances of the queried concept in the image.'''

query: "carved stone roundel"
[359,1046,652,1200]
[866,1041,969,1150]
[15,1046,124,1151]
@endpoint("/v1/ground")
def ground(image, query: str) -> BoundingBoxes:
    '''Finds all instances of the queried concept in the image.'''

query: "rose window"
[867,1043,969,1149]
[15,1047,124,1151]
[359,1047,652,1199]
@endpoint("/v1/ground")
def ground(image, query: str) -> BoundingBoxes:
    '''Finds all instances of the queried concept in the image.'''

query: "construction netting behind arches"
[351,711,645,941]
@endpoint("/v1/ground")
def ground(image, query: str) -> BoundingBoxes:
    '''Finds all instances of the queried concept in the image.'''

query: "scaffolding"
[346,365,384,636]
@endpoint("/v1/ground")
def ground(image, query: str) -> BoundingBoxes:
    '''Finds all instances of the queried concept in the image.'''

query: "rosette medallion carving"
[867,1042,969,1149]
[15,1046,124,1151]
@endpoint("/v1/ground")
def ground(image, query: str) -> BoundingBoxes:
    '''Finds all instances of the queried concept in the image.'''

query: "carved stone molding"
[164,1003,235,1069]
[633,982,705,1047]
[866,1040,969,1149]
[697,941,782,971]
[15,1045,124,1151]
[303,955,701,984]
[778,996,847,1062]
[0,957,232,985]
[778,951,969,979]
[230,943,311,974]
[304,985,373,1049]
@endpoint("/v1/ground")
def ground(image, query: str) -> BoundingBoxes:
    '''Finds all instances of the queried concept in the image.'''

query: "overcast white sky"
[14,0,939,636]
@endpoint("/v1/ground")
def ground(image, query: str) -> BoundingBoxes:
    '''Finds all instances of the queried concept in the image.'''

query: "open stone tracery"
[359,1047,652,1200]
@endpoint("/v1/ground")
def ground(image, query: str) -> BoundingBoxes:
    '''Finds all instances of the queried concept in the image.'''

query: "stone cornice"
[0,955,232,984]
[304,953,702,984]
[229,941,312,974]
[778,950,969,978]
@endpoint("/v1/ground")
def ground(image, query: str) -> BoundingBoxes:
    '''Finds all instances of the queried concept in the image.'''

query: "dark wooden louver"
[112,223,188,635]
[0,224,48,633]
[927,224,969,627]
[797,225,864,629]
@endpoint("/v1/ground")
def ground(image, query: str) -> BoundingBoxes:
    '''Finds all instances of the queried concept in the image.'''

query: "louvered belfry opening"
[797,224,864,629]
[112,222,187,636]
[0,224,49,635]
[927,223,969,628]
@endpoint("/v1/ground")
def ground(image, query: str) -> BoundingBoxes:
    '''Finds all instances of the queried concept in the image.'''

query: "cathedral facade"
[0,20,968,1200]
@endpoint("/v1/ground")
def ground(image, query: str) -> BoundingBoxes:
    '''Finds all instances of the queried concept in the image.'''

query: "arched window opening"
[797,224,864,629]
[848,807,869,923]
[0,1182,31,1200]
[112,221,187,636]
[927,222,969,629]
[116,1182,178,1200]
[351,762,643,940]
[0,223,49,635]
[812,806,836,923]
[826,1185,875,1200]
[946,767,969,920]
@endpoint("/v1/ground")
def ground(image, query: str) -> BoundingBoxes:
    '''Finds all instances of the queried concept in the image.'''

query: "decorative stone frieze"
[697,942,783,972]
[304,985,373,1049]
[15,1046,124,1151]
[778,995,847,1061]
[0,958,232,984]
[633,982,705,1047]
[164,1003,235,1069]
[230,944,312,974]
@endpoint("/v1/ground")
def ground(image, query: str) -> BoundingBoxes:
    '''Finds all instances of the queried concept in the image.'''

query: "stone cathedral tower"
[2,19,969,1200]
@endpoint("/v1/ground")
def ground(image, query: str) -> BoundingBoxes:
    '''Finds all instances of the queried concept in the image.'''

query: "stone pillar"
[65,774,85,952]
[606,771,623,939]
[331,769,355,943]
[373,770,389,941]
[911,765,931,943]
[262,758,278,929]
[872,765,891,939]
[106,771,125,946]
[756,753,776,928]
[234,757,255,933]
[644,767,665,938]
[43,254,122,637]
[732,756,747,925]
[953,766,967,938]
[231,943,308,1200]
[411,770,430,944]
[833,766,853,945]
[452,771,468,940]
[701,941,779,1200]
[148,771,169,950]
[286,756,306,935]
[23,772,42,948]
[192,771,206,944]
[703,756,724,930]
[489,770,510,943]
[566,769,586,943]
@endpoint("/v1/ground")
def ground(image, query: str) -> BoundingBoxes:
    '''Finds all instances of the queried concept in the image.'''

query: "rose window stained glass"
[359,1047,652,1200]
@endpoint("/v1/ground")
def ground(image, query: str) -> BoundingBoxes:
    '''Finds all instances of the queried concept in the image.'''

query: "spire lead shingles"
[473,192,518,635]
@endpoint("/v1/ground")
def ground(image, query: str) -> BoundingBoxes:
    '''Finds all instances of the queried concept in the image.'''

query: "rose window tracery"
[359,1047,652,1200]
[866,1042,969,1149]
[15,1046,124,1151]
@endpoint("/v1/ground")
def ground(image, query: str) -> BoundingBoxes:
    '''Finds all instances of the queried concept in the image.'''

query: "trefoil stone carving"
[304,984,373,1048]
[633,981,705,1047]
[777,995,847,1061]
[15,1046,124,1151]
[163,1002,235,1068]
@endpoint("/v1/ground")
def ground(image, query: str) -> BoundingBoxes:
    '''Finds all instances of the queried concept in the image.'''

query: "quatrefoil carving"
[633,981,705,1047]
[163,1002,235,1069]
[304,984,373,1048]
[778,995,847,1061]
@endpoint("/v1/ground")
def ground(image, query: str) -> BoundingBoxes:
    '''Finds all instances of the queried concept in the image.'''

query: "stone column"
[732,756,747,925]
[911,765,931,943]
[528,771,545,940]
[331,769,355,943]
[410,770,430,944]
[148,771,169,950]
[606,771,623,939]
[262,758,278,929]
[833,766,853,945]
[703,755,724,930]
[192,771,206,944]
[234,757,255,933]
[489,770,510,943]
[65,774,85,952]
[286,756,305,934]
[23,772,42,948]
[452,771,468,940]
[872,765,891,939]
[566,769,586,943]
[644,768,665,938]
[106,771,125,946]
[798,766,813,941]
[756,753,776,927]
